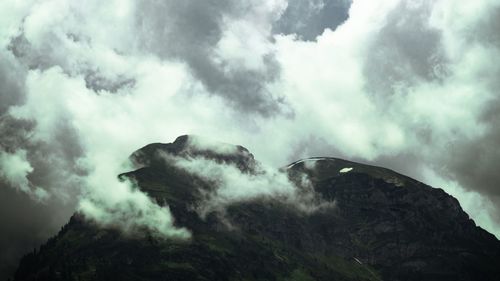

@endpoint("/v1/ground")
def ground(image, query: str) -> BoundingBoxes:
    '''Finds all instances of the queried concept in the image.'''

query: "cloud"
[7,65,195,239]
[185,135,241,156]
[0,51,26,114]
[78,162,190,239]
[0,149,48,201]
[134,0,289,116]
[273,0,351,40]
[161,150,333,219]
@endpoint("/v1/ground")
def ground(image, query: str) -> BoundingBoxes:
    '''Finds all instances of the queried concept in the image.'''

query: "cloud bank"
[161,149,332,219]
[1,0,500,277]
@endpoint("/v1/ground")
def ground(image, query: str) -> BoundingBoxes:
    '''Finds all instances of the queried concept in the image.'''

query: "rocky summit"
[12,136,500,281]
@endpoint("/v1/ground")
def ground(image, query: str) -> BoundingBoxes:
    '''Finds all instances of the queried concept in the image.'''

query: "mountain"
[11,135,500,281]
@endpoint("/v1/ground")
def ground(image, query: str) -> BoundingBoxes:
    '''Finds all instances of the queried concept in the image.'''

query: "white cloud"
[186,135,240,155]
[0,149,49,201]
[78,156,190,239]
[0,0,35,48]
[166,153,333,218]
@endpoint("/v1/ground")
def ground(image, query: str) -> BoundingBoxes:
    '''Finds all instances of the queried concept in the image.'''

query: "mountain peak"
[13,137,500,281]
[129,135,257,173]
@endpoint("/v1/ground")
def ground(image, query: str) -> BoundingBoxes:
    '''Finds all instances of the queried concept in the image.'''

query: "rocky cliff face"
[12,136,500,281]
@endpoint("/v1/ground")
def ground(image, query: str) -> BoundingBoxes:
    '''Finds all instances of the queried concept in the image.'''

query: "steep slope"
[12,136,500,281]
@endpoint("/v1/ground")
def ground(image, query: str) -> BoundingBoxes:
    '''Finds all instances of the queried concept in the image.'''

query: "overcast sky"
[1,0,500,278]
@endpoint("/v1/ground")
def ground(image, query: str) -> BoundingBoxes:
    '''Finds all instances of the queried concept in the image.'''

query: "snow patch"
[339,167,353,173]
[286,157,330,169]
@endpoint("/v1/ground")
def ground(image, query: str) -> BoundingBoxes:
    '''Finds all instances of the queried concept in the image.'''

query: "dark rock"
[12,136,500,281]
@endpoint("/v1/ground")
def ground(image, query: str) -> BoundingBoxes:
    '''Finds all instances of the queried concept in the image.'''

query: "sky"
[1,0,500,278]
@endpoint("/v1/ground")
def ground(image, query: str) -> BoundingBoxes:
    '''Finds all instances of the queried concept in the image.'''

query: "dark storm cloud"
[0,116,34,152]
[439,63,500,224]
[9,31,136,95]
[0,51,27,114]
[135,0,286,116]
[350,1,448,184]
[429,4,500,222]
[84,72,136,94]
[273,0,351,40]
[363,0,446,99]
[443,130,500,197]
[6,0,288,115]
[464,7,500,47]
[7,31,66,72]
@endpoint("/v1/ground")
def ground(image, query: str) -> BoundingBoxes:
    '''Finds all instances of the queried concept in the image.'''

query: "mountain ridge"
[11,135,500,281]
